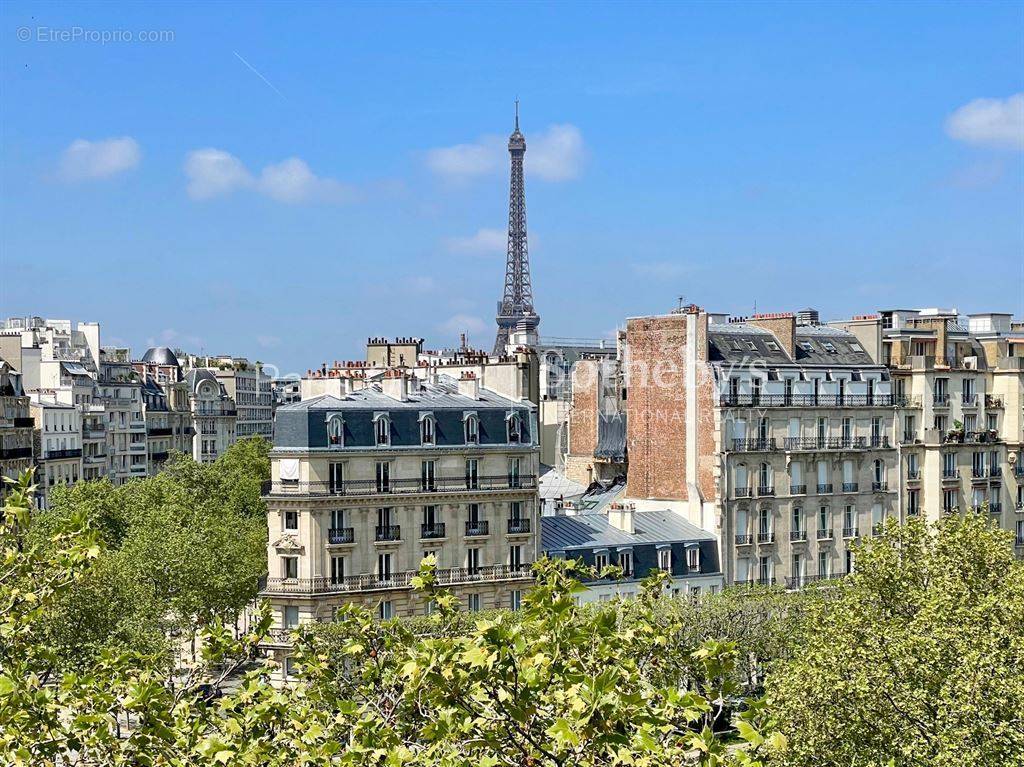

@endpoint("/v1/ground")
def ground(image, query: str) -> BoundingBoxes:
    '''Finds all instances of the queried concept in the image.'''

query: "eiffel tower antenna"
[493,101,540,355]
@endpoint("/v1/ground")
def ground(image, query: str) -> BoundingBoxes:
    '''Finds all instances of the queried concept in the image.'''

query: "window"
[758,556,772,584]
[284,656,298,679]
[508,457,522,487]
[618,550,633,576]
[330,555,345,584]
[376,461,391,492]
[374,414,390,446]
[817,552,830,578]
[420,415,435,445]
[818,506,829,533]
[377,552,392,578]
[282,556,298,580]
[510,544,523,569]
[594,551,609,571]
[464,414,479,444]
[841,417,852,442]
[467,593,481,612]
[422,505,437,527]
[421,460,436,491]
[465,459,479,489]
[327,414,344,446]
[758,462,772,491]
[871,503,884,533]
[686,546,700,571]
[467,548,481,574]
[873,460,885,484]
[510,590,522,611]
[817,417,828,443]
[283,605,299,629]
[758,507,772,536]
[943,489,957,513]
[507,413,522,443]
[791,506,802,532]
[943,453,957,478]
[657,548,672,571]
[467,503,481,524]
[907,490,920,516]
[378,601,393,620]
[283,510,298,531]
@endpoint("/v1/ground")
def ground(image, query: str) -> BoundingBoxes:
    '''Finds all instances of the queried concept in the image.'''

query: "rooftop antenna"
[514,98,519,131]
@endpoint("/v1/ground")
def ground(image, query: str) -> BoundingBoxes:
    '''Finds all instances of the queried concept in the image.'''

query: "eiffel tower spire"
[494,101,540,355]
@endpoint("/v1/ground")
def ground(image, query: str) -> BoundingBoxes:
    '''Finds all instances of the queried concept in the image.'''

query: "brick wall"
[625,314,689,500]
[568,359,599,457]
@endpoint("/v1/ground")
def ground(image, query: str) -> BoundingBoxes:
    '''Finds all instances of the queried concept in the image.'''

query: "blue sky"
[2,1,1022,377]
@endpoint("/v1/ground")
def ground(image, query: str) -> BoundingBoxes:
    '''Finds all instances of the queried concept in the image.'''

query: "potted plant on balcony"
[945,420,964,444]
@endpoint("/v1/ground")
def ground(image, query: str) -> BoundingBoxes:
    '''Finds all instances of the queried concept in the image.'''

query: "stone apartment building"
[185,369,237,463]
[186,356,272,441]
[135,348,195,473]
[97,349,148,484]
[28,394,82,508]
[620,307,899,588]
[0,360,34,495]
[261,368,539,675]
[831,308,1024,551]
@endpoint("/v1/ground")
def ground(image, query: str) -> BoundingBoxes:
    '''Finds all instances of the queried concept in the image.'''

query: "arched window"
[327,414,344,446]
[464,413,479,445]
[507,412,522,443]
[420,414,435,446]
[374,414,390,446]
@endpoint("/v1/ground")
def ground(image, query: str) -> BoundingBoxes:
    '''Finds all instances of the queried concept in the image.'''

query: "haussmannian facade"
[261,369,540,676]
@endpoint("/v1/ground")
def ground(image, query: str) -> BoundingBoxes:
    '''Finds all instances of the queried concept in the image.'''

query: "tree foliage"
[29,439,271,668]
[766,514,1024,766]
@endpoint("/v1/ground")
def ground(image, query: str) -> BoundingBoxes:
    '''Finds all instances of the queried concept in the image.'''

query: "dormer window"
[507,412,522,443]
[326,414,344,446]
[374,413,390,446]
[419,414,435,446]
[464,413,479,444]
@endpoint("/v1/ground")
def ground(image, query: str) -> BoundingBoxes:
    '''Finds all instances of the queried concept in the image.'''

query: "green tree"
[765,514,1024,766]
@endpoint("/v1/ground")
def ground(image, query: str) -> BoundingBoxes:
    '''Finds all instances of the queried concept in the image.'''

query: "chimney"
[458,371,479,400]
[607,502,635,534]
[746,313,797,358]
[381,369,408,401]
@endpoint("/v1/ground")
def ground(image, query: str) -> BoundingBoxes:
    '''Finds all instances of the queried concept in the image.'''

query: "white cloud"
[438,314,487,336]
[258,157,355,203]
[425,124,585,183]
[184,149,353,203]
[945,93,1024,150]
[59,137,140,181]
[528,124,586,181]
[444,227,507,256]
[184,149,253,200]
[425,138,504,181]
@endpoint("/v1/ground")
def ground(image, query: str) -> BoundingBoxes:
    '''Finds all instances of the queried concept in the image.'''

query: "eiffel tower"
[493,101,540,356]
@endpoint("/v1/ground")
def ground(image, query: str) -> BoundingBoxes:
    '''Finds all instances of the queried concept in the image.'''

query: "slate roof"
[279,374,527,412]
[707,322,879,367]
[541,510,715,552]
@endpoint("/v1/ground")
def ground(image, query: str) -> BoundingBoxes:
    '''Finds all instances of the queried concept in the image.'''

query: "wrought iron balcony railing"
[265,474,537,498]
[263,563,533,595]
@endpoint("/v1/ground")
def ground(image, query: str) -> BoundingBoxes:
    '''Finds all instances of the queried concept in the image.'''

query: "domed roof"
[142,346,181,367]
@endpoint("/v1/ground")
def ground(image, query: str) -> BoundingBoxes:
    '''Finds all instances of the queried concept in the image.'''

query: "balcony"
[734,534,753,545]
[989,503,1003,515]
[328,527,355,544]
[719,394,894,408]
[756,485,775,497]
[507,518,532,535]
[263,563,532,595]
[783,437,891,452]
[871,481,888,492]
[817,483,834,494]
[842,482,859,493]
[842,526,859,538]
[420,522,446,540]
[756,532,775,543]
[12,417,34,428]
[790,484,807,495]
[789,531,807,542]
[895,395,922,408]
[128,443,147,453]
[734,486,752,498]
[816,528,834,541]
[988,467,1001,479]
[0,446,32,460]
[907,468,921,481]
[985,395,1004,409]
[961,393,978,407]
[941,470,960,483]
[83,429,106,440]
[731,438,777,452]
[465,520,490,537]
[264,474,537,498]
[195,407,237,417]
[84,453,107,465]
[375,525,401,542]
[933,393,950,408]
[902,432,917,443]
[44,448,82,460]
[148,427,173,437]
[785,573,846,589]
[150,451,169,462]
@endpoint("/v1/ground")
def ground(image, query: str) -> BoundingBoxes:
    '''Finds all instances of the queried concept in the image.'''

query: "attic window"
[765,341,780,352]
[822,342,838,354]
[850,342,864,352]
[799,342,814,352]
[746,340,757,351]
[731,340,743,351]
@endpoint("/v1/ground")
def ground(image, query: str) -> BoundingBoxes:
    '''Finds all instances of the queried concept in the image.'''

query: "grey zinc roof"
[279,375,528,412]
[707,322,879,367]
[541,510,715,552]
